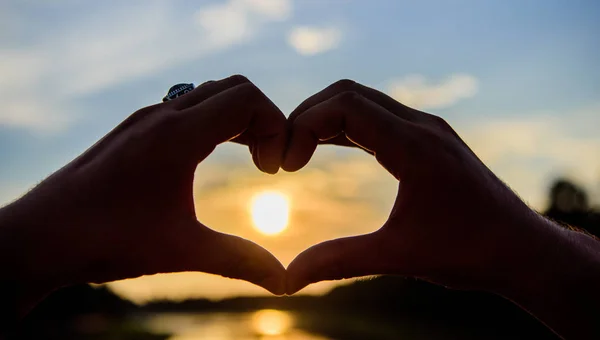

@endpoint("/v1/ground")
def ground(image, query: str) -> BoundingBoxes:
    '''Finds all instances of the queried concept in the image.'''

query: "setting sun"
[252,309,292,336]
[250,191,290,235]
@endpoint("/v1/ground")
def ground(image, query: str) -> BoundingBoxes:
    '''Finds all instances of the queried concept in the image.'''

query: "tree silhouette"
[543,178,600,237]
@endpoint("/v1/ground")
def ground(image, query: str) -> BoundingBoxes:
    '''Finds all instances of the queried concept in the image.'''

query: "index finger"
[177,82,287,174]
[282,91,415,176]
[166,75,250,111]
[289,79,425,124]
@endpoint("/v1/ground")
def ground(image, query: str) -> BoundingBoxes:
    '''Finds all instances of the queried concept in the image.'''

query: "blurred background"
[1,0,599,339]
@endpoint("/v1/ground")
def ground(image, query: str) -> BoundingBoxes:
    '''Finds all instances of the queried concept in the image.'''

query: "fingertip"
[255,134,285,174]
[261,272,287,295]
[285,280,308,295]
[284,253,314,295]
[235,247,287,294]
[281,158,307,173]
[251,146,264,173]
[281,132,317,172]
[285,269,310,295]
[258,149,282,175]
[266,166,280,175]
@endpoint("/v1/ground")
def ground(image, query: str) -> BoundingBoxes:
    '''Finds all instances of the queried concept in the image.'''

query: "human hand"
[2,76,288,309]
[283,79,549,294]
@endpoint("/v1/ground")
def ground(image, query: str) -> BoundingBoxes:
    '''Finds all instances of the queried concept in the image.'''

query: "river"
[138,309,331,340]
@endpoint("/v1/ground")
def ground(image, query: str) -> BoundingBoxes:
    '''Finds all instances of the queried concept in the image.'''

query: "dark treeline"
[545,179,600,237]
[13,178,600,339]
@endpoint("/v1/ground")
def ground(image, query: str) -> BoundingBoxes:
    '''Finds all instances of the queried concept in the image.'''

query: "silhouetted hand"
[283,80,600,339]
[283,79,561,292]
[0,75,287,317]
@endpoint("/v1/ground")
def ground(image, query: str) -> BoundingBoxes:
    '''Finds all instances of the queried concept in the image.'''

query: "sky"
[1,0,599,303]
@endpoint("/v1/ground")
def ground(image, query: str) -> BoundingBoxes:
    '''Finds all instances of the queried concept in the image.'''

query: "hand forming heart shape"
[5,74,599,340]
[282,80,538,295]
[7,75,541,308]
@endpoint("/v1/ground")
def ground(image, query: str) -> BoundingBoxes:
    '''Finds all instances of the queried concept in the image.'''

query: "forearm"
[0,201,40,326]
[492,216,600,339]
[0,192,81,323]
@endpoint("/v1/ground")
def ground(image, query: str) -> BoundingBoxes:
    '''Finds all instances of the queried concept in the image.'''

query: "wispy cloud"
[387,74,478,110]
[0,51,73,133]
[287,26,342,56]
[461,104,600,208]
[195,0,292,49]
[0,0,293,133]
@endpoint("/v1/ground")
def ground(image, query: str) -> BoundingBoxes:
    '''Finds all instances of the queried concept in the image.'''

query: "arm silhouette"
[0,75,287,326]
[283,79,600,340]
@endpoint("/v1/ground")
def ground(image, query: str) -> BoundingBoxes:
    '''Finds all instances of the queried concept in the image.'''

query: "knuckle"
[133,102,163,117]
[146,112,180,142]
[197,79,215,88]
[227,74,250,85]
[425,114,459,138]
[331,78,357,92]
[233,82,264,103]
[156,109,180,128]
[431,114,449,128]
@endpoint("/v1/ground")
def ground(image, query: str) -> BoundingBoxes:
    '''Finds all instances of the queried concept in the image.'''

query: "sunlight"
[252,309,293,336]
[250,191,290,235]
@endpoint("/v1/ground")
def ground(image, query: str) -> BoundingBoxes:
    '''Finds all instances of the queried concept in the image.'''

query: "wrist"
[490,216,597,296]
[0,199,58,320]
[486,214,566,292]
[487,215,600,338]
[0,186,88,294]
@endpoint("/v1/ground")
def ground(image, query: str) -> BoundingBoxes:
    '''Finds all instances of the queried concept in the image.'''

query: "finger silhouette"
[162,221,287,295]
[286,232,387,294]
[283,92,428,293]
[282,91,412,176]
[73,77,251,168]
[285,80,433,156]
[288,79,421,123]
[179,81,287,174]
[168,75,250,111]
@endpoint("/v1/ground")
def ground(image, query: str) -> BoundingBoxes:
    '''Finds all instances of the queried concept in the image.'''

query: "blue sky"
[1,0,599,301]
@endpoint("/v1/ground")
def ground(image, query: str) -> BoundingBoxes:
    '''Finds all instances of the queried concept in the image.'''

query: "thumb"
[164,221,287,295]
[286,231,387,294]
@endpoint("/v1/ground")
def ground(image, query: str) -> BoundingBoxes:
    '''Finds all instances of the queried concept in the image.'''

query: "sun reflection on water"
[142,310,329,340]
[252,309,293,336]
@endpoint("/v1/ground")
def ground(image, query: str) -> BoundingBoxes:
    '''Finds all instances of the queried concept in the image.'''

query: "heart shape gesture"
[2,75,542,302]
[282,80,541,295]
[4,75,598,338]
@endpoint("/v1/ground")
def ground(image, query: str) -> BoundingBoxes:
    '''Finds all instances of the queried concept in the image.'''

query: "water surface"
[140,310,330,340]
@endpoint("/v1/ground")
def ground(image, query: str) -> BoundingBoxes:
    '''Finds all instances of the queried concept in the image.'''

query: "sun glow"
[252,309,292,336]
[250,191,290,235]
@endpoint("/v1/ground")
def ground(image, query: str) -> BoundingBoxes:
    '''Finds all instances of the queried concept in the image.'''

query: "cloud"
[0,51,73,132]
[287,26,342,56]
[0,99,73,133]
[460,104,600,209]
[387,74,478,110]
[0,0,292,133]
[194,0,292,49]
